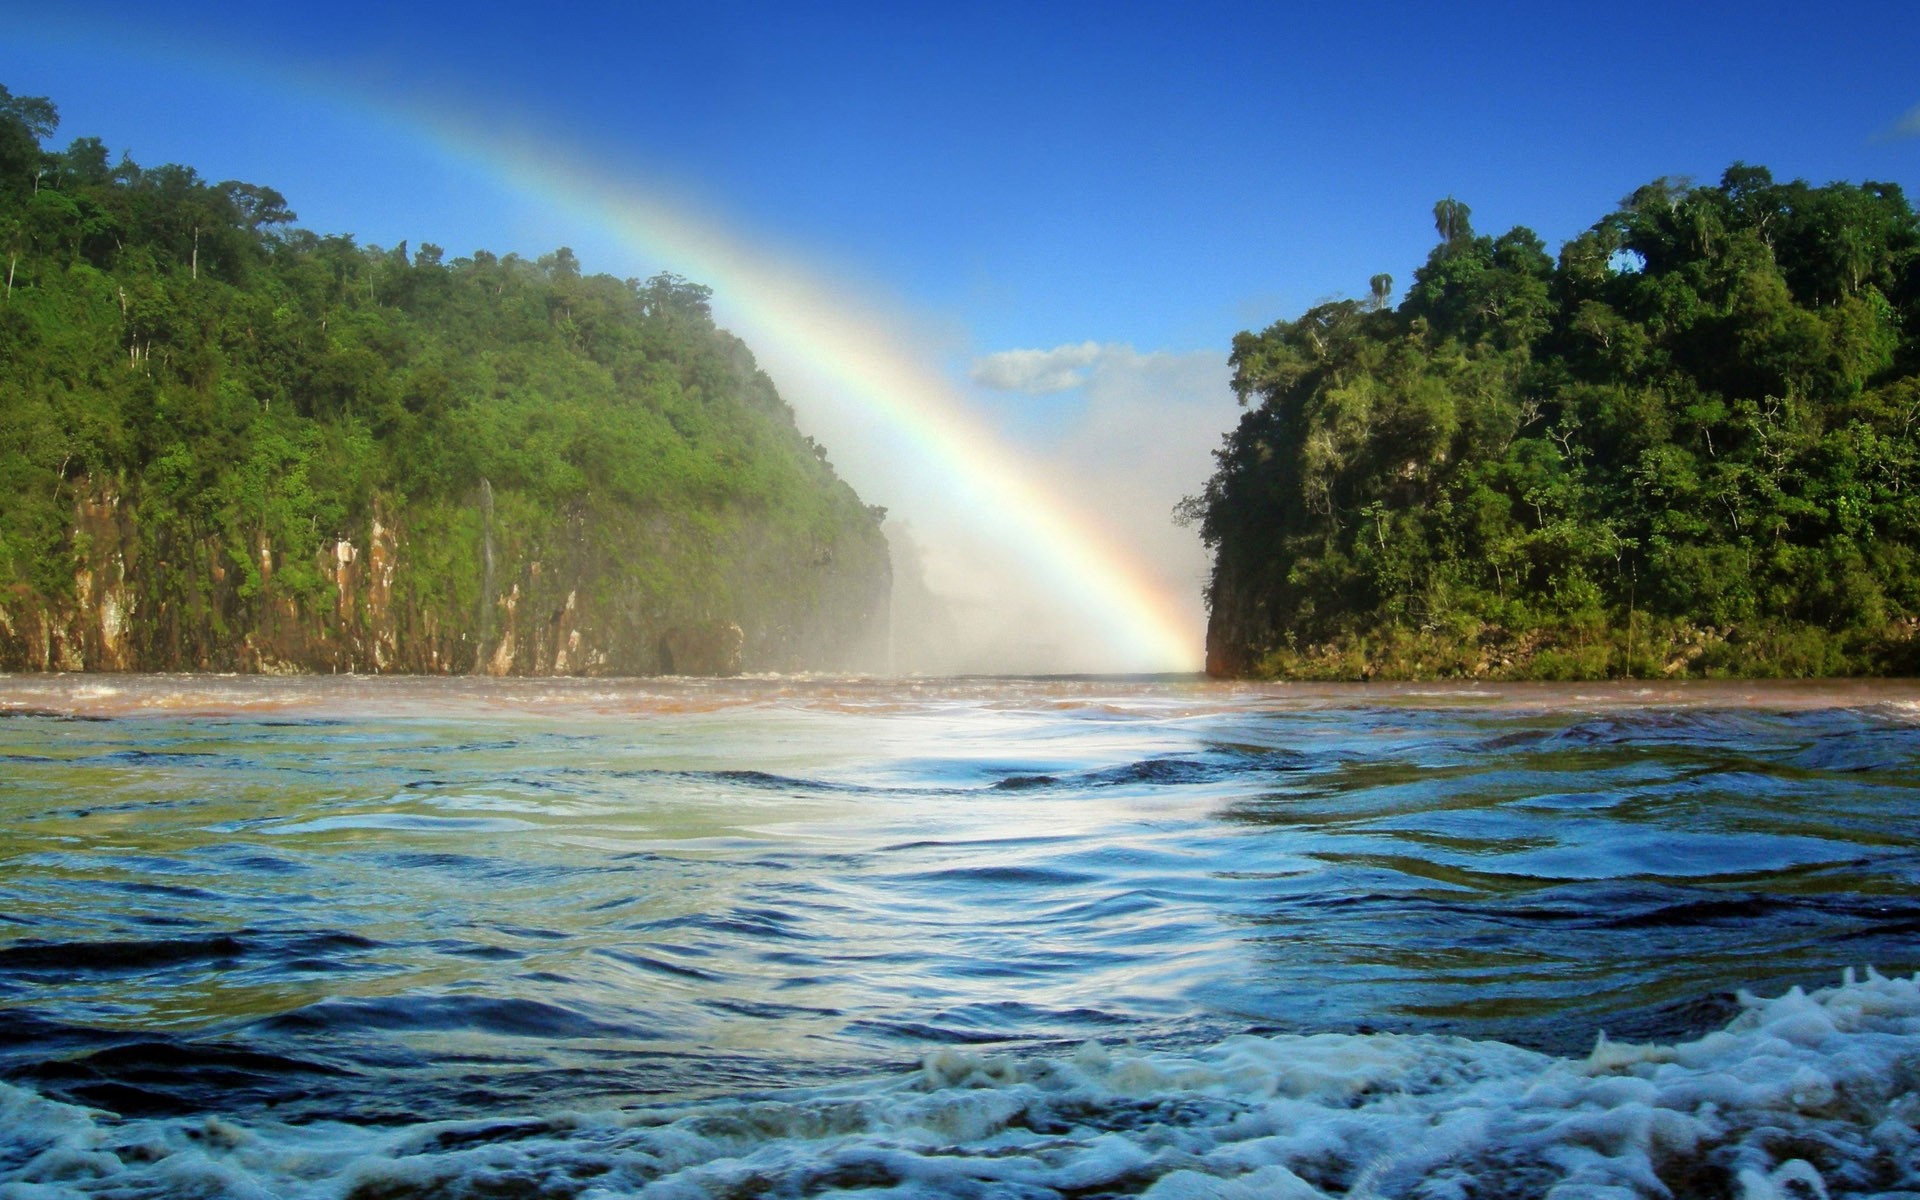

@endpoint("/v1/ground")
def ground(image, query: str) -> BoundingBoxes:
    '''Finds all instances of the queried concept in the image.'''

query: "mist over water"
[727,290,1216,676]
[882,518,1199,676]
[884,522,1105,675]
[2,675,1919,1197]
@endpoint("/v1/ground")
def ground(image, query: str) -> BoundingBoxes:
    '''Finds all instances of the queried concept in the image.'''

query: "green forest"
[0,84,890,674]
[1188,167,1920,679]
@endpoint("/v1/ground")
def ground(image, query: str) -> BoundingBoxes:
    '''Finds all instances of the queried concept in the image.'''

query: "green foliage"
[0,83,887,669]
[1193,165,1920,678]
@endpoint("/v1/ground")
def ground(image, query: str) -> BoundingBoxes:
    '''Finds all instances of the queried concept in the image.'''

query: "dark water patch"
[1090,757,1247,786]
[282,956,364,974]
[108,879,227,902]
[1262,879,1914,938]
[636,909,816,942]
[583,894,655,915]
[0,928,384,977]
[373,850,519,874]
[92,747,227,764]
[932,954,1120,982]
[291,930,389,955]
[492,925,573,942]
[431,940,527,962]
[735,855,808,873]
[902,864,1099,887]
[1790,726,1920,773]
[698,998,842,1020]
[416,739,532,754]
[993,772,1058,790]
[0,933,247,973]
[243,717,349,727]
[605,849,687,865]
[420,1118,564,1152]
[18,1039,357,1117]
[596,948,724,983]
[34,1039,353,1079]
[130,912,215,928]
[845,1018,1020,1045]
[34,795,218,822]
[1597,895,1787,928]
[0,1008,132,1060]
[1547,709,1797,749]
[700,769,875,794]
[44,1080,194,1118]
[1429,969,1834,1056]
[930,1000,1136,1036]
[0,706,113,721]
[197,848,309,874]
[878,834,1073,854]
[1475,728,1556,752]
[1586,988,1748,1045]
[994,757,1227,789]
[996,750,1311,792]
[264,994,635,1039]
[1836,912,1920,941]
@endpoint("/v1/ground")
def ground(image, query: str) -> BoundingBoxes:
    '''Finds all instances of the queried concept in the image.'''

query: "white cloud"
[1875,103,1920,141]
[969,341,1104,393]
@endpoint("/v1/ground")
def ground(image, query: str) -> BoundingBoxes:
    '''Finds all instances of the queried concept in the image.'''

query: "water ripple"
[1,675,1917,1130]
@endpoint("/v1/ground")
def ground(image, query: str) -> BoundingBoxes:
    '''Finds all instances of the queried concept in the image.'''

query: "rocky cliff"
[0,483,889,676]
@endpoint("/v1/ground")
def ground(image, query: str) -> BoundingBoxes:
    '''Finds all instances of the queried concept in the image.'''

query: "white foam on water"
[4,971,1919,1198]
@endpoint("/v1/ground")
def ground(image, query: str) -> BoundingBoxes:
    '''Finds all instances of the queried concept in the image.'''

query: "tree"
[637,271,713,322]
[1368,273,1393,311]
[215,181,296,233]
[1433,196,1473,247]
[0,85,56,192]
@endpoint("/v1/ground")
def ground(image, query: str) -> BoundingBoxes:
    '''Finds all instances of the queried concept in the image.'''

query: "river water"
[2,674,1918,1198]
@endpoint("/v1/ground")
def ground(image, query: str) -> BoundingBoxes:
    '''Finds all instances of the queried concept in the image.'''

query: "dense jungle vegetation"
[1188,166,1920,678]
[0,84,889,673]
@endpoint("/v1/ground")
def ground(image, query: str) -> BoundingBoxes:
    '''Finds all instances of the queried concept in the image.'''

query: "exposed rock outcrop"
[0,483,890,677]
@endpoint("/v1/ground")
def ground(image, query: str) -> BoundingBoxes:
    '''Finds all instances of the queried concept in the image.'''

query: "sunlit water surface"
[2,675,1918,1198]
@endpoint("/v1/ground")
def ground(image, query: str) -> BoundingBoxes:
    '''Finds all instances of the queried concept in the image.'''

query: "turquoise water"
[2,675,1918,1197]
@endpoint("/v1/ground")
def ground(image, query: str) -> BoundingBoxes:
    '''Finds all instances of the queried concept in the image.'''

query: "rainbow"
[401,117,1202,673]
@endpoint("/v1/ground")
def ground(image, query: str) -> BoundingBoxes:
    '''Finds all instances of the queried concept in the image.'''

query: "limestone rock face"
[0,486,889,677]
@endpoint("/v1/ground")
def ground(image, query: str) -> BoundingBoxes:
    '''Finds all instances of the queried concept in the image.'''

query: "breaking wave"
[4,970,1918,1198]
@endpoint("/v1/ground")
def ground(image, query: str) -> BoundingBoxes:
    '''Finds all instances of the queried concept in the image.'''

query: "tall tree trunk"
[476,478,496,670]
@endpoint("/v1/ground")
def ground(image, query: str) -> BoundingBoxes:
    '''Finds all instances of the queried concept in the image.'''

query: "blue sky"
[11,1,1918,352]
[4,1,1918,668]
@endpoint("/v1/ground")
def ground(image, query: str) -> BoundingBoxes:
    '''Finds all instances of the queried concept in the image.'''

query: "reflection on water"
[2,675,1918,1195]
